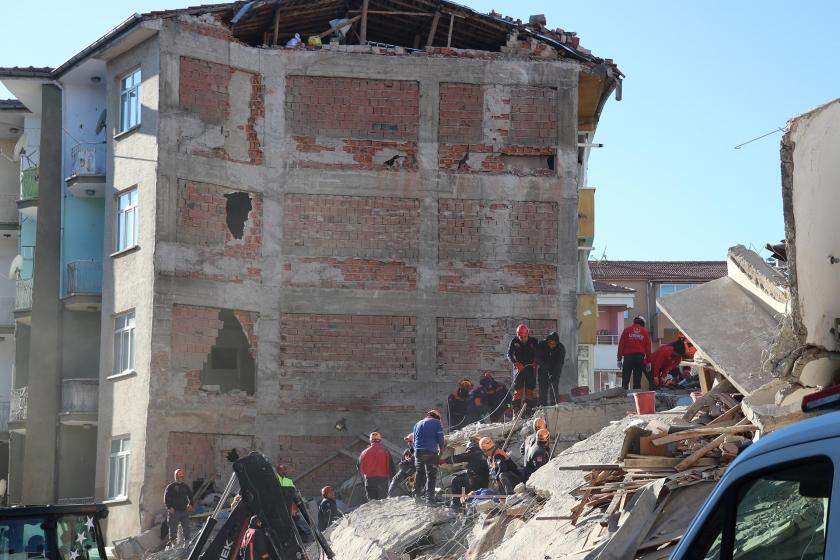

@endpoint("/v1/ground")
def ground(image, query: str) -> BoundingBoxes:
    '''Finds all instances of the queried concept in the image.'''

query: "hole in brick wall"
[224,192,253,240]
[500,154,554,171]
[200,309,255,394]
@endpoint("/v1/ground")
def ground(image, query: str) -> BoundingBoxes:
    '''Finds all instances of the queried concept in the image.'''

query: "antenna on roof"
[599,247,608,261]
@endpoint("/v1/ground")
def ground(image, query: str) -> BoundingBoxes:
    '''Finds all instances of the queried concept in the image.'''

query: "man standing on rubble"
[479,437,522,495]
[618,316,653,390]
[537,332,566,406]
[388,433,416,497]
[443,435,490,511]
[164,468,193,544]
[412,410,446,504]
[507,324,539,414]
[317,486,342,531]
[447,379,473,429]
[524,428,551,480]
[358,432,395,501]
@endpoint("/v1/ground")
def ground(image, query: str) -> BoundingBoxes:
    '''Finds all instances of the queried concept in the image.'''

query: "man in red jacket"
[649,340,686,386]
[358,432,395,501]
[617,316,653,390]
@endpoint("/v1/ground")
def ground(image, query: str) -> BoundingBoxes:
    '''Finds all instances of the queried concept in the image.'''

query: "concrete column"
[21,83,63,503]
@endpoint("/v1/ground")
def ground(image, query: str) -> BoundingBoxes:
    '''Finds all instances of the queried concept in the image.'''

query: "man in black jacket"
[388,433,416,497]
[164,468,193,544]
[537,332,566,406]
[507,324,539,414]
[444,436,490,511]
[317,486,342,531]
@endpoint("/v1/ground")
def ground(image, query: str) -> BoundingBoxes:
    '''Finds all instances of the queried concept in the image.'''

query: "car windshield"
[0,516,47,560]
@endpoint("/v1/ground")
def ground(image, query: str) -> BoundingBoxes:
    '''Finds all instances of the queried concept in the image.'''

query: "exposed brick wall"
[180,57,232,125]
[290,137,417,171]
[436,317,557,379]
[510,201,559,262]
[285,76,419,140]
[438,143,556,175]
[277,435,361,495]
[233,310,259,358]
[509,86,558,145]
[177,180,263,259]
[177,17,235,41]
[166,432,255,489]
[283,194,421,260]
[279,314,416,375]
[439,83,483,143]
[283,257,417,291]
[438,262,557,295]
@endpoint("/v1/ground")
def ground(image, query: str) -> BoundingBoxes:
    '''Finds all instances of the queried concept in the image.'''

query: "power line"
[733,127,783,150]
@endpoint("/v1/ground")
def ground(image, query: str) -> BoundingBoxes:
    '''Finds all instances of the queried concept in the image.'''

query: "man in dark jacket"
[507,323,539,414]
[537,332,566,406]
[317,486,342,532]
[444,436,490,511]
[412,410,445,504]
[358,432,395,501]
[523,429,551,480]
[478,437,522,495]
[164,468,193,544]
[240,516,269,560]
[388,433,416,497]
[447,379,473,429]
[480,372,510,422]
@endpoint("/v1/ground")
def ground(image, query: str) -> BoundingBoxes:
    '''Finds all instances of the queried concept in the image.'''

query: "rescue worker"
[648,340,686,386]
[164,468,193,544]
[412,410,445,504]
[358,432,395,501]
[240,516,269,560]
[536,332,566,406]
[275,464,313,544]
[480,372,509,422]
[443,435,490,511]
[479,437,522,495]
[524,428,551,480]
[447,379,474,429]
[464,383,486,425]
[388,433,416,497]
[317,486,342,532]
[618,316,653,390]
[519,417,547,467]
[507,324,539,414]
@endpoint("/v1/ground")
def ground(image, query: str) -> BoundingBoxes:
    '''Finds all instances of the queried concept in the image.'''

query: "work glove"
[514,362,524,373]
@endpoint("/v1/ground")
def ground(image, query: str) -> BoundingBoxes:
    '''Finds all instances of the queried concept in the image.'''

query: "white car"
[670,390,837,560]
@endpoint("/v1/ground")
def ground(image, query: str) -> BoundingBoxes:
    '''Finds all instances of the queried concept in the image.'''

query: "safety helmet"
[459,379,473,390]
[321,485,334,497]
[516,324,529,337]
[633,316,646,327]
[536,428,551,443]
[427,410,441,420]
[532,417,546,432]
[479,437,495,452]
[369,431,382,443]
[276,463,288,474]
[405,433,414,443]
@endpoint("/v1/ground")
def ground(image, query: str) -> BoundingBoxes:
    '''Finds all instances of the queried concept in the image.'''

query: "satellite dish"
[12,134,26,161]
[8,255,22,280]
[95,109,107,135]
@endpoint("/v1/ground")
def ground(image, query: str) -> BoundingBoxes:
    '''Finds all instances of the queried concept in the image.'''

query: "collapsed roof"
[591,260,728,282]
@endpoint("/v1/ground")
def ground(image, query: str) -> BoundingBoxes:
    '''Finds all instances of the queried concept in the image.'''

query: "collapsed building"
[0,0,621,542]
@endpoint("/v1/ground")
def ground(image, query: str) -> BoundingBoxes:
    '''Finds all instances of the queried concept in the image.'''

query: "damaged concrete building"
[0,0,621,541]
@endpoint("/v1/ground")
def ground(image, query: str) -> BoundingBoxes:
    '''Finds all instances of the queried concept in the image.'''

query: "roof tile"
[589,260,727,282]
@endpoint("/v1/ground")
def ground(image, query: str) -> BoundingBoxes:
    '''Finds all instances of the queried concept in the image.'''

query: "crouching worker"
[479,437,522,495]
[443,436,490,511]
[523,429,551,480]
[388,433,416,497]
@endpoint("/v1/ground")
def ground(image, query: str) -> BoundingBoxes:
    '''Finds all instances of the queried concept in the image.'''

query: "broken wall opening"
[224,191,252,239]
[200,309,255,394]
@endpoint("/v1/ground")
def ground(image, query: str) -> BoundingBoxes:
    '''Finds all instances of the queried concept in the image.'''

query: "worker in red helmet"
[447,379,474,429]
[358,432,395,501]
[617,315,653,390]
[164,468,193,544]
[388,433,417,497]
[317,486,342,531]
[506,323,539,415]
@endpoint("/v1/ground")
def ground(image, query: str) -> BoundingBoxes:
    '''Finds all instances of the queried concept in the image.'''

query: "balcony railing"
[20,167,39,199]
[0,296,14,326]
[0,401,9,432]
[70,144,105,177]
[10,387,27,423]
[61,379,99,415]
[15,279,33,311]
[66,260,102,295]
[596,334,620,345]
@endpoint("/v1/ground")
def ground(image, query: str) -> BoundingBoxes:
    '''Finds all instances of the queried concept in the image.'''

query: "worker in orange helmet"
[447,379,474,429]
[388,433,417,497]
[358,432,395,501]
[506,323,539,415]
[523,429,551,480]
[519,417,547,467]
[479,437,522,495]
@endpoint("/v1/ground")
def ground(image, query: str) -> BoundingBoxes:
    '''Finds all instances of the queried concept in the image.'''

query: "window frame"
[107,436,131,500]
[115,188,138,253]
[118,68,141,133]
[112,310,136,376]
[657,283,697,298]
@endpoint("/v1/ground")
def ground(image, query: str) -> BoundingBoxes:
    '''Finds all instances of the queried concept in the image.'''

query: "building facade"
[1,0,620,541]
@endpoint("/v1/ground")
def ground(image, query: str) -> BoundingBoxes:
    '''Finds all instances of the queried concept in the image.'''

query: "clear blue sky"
[2,1,838,260]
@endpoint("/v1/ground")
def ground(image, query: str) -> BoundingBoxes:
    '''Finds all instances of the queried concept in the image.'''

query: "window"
[119,68,141,132]
[0,515,47,560]
[108,437,130,499]
[658,283,697,298]
[686,458,832,560]
[116,189,138,251]
[113,311,135,375]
